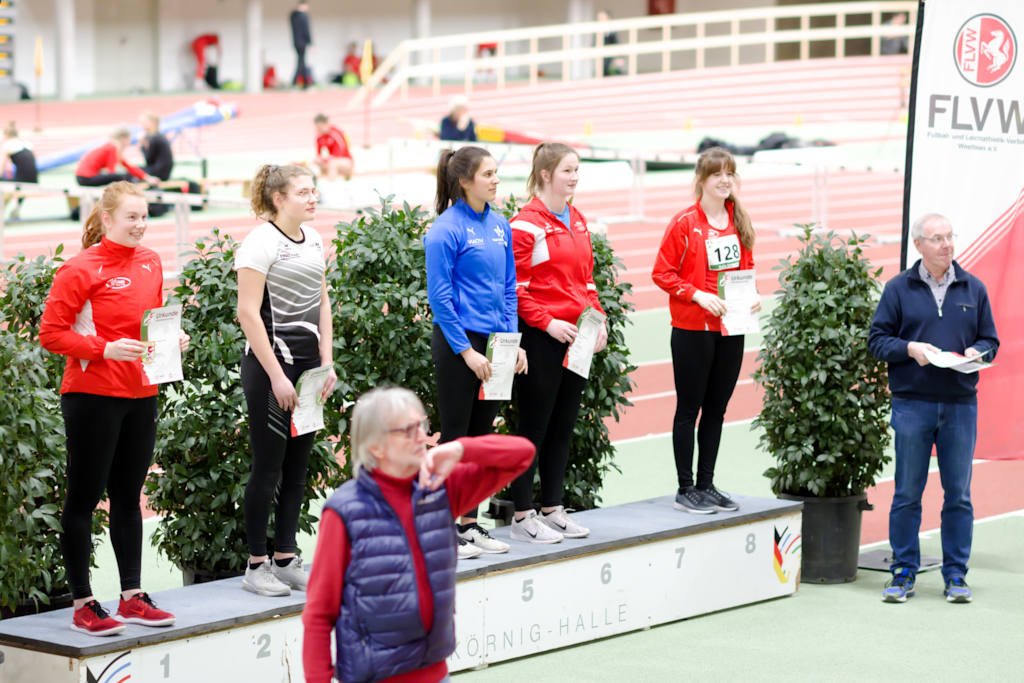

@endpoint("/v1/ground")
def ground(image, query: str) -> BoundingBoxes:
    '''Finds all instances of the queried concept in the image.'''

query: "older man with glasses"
[869,213,999,605]
[302,386,534,683]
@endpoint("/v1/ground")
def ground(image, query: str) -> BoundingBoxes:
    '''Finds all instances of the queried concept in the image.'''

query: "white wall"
[14,0,780,97]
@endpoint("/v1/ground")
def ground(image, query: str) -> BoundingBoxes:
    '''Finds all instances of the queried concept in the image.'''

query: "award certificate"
[563,307,607,379]
[478,332,522,400]
[140,305,183,385]
[717,270,760,337]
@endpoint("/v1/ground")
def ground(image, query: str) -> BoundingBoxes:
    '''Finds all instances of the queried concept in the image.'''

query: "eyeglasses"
[919,233,955,245]
[388,417,429,439]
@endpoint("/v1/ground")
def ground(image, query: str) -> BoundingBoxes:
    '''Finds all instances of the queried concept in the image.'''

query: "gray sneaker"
[270,556,308,591]
[242,560,291,597]
[510,510,564,544]
[539,506,590,538]
[674,486,717,514]
[698,485,739,512]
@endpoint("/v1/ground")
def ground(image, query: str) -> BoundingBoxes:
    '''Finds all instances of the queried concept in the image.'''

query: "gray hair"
[911,213,951,240]
[349,387,425,477]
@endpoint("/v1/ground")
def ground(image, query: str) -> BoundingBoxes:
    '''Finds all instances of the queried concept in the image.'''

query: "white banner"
[906,0,1024,459]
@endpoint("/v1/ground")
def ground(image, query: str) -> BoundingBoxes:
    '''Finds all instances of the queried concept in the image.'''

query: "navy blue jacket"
[868,260,999,403]
[439,115,476,142]
[324,469,456,683]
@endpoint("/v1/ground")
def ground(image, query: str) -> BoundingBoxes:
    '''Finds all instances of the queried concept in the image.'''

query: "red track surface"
[6,54,1019,540]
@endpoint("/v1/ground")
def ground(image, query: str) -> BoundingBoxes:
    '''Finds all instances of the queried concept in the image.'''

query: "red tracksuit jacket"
[39,238,163,398]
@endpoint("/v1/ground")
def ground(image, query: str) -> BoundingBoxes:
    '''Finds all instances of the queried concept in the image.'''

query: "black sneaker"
[699,485,739,512]
[673,486,716,514]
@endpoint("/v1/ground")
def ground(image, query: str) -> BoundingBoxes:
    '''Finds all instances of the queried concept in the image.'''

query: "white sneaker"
[242,560,291,597]
[540,506,590,538]
[458,523,510,554]
[270,556,308,591]
[510,510,564,544]
[457,536,483,559]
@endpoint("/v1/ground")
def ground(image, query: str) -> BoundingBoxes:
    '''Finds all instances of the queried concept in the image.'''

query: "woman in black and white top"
[235,163,336,597]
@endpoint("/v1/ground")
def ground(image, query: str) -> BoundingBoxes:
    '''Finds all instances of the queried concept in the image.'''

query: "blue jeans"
[889,397,977,581]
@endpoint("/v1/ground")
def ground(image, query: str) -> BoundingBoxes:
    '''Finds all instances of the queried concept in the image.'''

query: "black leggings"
[76,173,135,187]
[431,326,501,519]
[241,352,318,557]
[670,328,744,490]
[509,323,587,511]
[60,393,158,599]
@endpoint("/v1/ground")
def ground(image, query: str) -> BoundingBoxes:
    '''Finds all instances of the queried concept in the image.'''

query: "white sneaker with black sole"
[459,523,510,553]
[270,556,308,590]
[540,506,590,538]
[510,510,564,544]
[242,560,291,597]
[458,536,484,559]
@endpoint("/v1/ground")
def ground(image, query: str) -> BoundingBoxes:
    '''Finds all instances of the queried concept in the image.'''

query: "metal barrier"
[352,1,917,107]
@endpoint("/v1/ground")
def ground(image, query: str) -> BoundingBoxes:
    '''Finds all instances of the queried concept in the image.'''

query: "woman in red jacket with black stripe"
[651,147,759,515]
[508,142,606,544]
[39,182,188,636]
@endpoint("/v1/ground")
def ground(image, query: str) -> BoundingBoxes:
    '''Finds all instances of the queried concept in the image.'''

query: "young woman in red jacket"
[508,142,606,544]
[39,181,189,636]
[651,146,760,515]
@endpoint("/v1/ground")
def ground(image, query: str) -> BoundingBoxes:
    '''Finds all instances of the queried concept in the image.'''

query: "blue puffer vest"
[324,468,457,683]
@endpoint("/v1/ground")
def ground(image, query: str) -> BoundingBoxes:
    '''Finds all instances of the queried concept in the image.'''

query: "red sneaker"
[116,592,176,627]
[71,600,126,636]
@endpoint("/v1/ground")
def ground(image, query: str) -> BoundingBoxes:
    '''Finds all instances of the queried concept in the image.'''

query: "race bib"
[706,234,740,271]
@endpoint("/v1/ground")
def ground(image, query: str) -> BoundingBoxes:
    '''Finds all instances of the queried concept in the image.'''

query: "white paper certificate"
[923,348,994,374]
[291,365,333,436]
[478,332,521,401]
[717,270,760,336]
[140,305,183,385]
[563,307,607,379]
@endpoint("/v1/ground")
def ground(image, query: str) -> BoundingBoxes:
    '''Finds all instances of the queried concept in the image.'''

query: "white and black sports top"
[234,221,326,365]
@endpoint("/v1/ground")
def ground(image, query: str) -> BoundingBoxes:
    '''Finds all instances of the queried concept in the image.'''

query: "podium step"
[0,495,801,682]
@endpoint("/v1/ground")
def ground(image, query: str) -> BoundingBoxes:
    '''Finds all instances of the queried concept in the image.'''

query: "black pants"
[509,322,587,511]
[431,326,501,519]
[241,352,318,557]
[670,328,744,490]
[293,45,311,86]
[60,393,158,599]
[76,173,135,187]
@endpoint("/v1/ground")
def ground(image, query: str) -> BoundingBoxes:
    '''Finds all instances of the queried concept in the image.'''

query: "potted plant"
[146,229,342,583]
[753,225,892,583]
[0,250,107,615]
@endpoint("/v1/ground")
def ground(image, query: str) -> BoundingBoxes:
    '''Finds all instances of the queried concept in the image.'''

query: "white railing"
[350,1,917,108]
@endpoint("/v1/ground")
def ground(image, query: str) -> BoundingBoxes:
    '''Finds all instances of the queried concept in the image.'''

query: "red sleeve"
[651,215,697,303]
[38,263,108,360]
[584,235,604,315]
[302,509,349,683]
[330,127,352,159]
[445,435,535,517]
[119,150,146,180]
[511,223,553,330]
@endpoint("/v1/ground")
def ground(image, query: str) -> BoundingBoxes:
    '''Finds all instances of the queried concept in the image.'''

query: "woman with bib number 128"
[651,147,759,516]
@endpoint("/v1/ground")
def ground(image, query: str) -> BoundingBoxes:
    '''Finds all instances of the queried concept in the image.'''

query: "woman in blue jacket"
[426,145,527,557]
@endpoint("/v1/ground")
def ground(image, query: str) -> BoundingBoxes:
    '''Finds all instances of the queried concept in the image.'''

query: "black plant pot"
[0,590,74,619]
[779,492,871,584]
[181,566,245,586]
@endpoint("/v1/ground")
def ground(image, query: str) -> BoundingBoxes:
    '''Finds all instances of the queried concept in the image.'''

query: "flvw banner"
[904,0,1023,459]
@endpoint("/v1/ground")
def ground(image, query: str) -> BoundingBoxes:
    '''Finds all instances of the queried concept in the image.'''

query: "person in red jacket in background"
[75,128,158,188]
[312,113,354,181]
[651,146,760,515]
[507,142,606,544]
[39,182,190,636]
[302,386,534,683]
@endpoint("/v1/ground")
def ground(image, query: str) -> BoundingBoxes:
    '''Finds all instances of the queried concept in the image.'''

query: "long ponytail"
[434,146,491,215]
[81,181,147,249]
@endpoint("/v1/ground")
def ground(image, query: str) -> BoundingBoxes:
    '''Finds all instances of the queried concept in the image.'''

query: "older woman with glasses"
[302,387,534,683]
